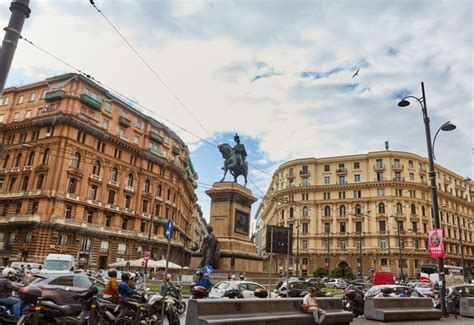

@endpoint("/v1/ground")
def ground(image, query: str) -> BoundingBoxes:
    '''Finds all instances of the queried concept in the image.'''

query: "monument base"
[191,251,263,273]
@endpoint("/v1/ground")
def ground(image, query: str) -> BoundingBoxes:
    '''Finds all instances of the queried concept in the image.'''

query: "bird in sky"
[352,69,360,78]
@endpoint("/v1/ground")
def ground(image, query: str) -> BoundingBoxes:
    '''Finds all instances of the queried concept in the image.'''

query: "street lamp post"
[296,218,300,278]
[397,82,456,316]
[395,219,404,283]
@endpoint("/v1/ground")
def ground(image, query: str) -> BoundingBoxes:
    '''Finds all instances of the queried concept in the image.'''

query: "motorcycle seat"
[41,301,75,315]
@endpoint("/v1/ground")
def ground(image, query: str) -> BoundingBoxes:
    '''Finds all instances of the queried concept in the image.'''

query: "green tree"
[313,267,329,278]
[330,266,354,279]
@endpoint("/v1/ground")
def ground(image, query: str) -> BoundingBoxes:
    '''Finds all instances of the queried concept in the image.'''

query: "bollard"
[89,300,97,325]
[31,298,42,325]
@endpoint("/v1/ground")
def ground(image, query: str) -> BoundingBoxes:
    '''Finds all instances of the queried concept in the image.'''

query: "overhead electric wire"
[88,0,219,147]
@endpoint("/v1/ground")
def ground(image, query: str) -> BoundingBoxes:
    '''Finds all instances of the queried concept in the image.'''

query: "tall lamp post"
[397,82,456,316]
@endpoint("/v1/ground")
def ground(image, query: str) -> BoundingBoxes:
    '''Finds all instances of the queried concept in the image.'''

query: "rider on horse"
[232,133,247,167]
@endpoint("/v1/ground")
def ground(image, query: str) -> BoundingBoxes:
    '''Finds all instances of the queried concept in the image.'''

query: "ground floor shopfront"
[0,220,191,270]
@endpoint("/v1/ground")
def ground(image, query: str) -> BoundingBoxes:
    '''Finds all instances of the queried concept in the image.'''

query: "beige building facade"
[260,151,474,279]
[0,73,198,269]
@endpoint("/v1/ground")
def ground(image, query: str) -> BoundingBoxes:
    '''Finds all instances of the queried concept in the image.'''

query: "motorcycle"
[39,285,99,324]
[191,285,209,299]
[343,288,364,317]
[0,305,18,325]
[166,283,186,315]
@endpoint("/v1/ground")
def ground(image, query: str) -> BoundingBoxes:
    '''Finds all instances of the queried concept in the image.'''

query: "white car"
[413,282,435,297]
[209,280,268,299]
[326,279,346,289]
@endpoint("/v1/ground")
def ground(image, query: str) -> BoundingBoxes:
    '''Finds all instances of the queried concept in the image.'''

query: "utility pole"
[387,222,392,271]
[296,218,300,278]
[396,219,404,283]
[0,0,31,95]
[358,230,363,280]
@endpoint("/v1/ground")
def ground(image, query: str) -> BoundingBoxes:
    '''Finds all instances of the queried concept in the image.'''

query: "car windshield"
[456,286,474,297]
[216,282,230,290]
[416,283,432,288]
[44,260,70,271]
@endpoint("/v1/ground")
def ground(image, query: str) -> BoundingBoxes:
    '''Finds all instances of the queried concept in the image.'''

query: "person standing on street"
[302,287,326,324]
[0,268,22,317]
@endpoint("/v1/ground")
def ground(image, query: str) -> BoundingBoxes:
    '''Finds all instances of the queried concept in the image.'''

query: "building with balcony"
[0,73,199,269]
[260,151,474,279]
[190,203,208,252]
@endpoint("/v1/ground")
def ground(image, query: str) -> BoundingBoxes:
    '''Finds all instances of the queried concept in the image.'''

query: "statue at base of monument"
[198,226,220,269]
[219,133,248,186]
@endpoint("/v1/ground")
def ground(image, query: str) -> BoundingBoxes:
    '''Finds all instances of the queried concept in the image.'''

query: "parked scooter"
[191,285,209,299]
[166,283,186,314]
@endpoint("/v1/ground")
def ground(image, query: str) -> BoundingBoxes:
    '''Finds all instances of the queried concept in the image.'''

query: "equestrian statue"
[219,133,248,186]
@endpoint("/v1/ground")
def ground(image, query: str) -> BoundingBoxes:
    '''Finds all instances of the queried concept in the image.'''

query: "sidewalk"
[353,315,472,324]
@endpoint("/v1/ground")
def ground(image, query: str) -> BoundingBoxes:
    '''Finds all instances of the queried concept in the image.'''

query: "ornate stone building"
[260,151,474,279]
[0,73,198,269]
[190,203,208,251]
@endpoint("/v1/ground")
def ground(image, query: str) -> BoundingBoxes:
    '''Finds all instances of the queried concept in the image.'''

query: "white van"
[44,254,75,273]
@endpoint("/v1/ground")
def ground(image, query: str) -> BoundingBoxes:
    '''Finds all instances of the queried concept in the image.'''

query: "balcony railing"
[336,168,347,174]
[300,169,310,176]
[392,164,403,170]
[148,146,167,158]
[89,174,102,182]
[374,164,385,171]
[119,114,131,128]
[149,131,164,144]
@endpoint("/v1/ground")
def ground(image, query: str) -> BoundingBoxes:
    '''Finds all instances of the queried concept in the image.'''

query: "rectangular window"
[86,209,94,223]
[13,112,20,121]
[408,160,414,168]
[324,176,330,184]
[105,215,112,227]
[114,149,122,159]
[394,172,401,181]
[302,178,309,186]
[64,205,72,219]
[25,110,31,119]
[31,131,39,141]
[376,159,383,168]
[409,173,415,180]
[338,191,345,199]
[142,199,149,213]
[88,185,97,200]
[302,240,308,250]
[339,222,346,233]
[104,102,112,113]
[397,220,404,232]
[380,239,387,250]
[324,164,330,172]
[339,240,347,249]
[355,222,362,233]
[17,95,24,104]
[412,222,418,232]
[133,135,140,145]
[354,175,360,182]
[381,258,388,266]
[302,223,308,234]
[107,191,115,205]
[338,176,345,184]
[353,190,361,198]
[80,238,92,251]
[353,162,360,169]
[29,93,36,102]
[15,202,22,214]
[31,201,39,214]
[395,188,403,196]
[100,120,109,130]
[288,168,294,177]
[379,220,386,232]
[136,120,143,129]
[100,241,109,252]
[119,127,126,137]
[323,192,331,200]
[377,188,385,197]
[324,223,330,234]
[118,243,127,255]
[377,172,384,181]
[36,175,45,189]
[0,114,4,123]
[0,97,9,106]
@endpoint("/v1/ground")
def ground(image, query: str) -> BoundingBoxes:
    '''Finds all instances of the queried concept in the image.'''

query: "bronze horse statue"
[219,143,248,186]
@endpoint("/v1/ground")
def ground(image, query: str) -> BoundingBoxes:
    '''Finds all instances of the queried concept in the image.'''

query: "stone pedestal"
[204,182,263,272]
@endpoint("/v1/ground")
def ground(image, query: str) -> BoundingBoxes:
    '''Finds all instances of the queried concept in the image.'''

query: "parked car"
[20,273,104,314]
[412,282,435,297]
[326,279,346,289]
[277,281,329,298]
[445,284,474,313]
[365,285,425,299]
[209,281,268,299]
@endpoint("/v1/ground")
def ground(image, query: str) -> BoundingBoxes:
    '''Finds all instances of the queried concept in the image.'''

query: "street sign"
[266,225,292,254]
[165,220,173,241]
[203,264,213,274]
[143,250,151,261]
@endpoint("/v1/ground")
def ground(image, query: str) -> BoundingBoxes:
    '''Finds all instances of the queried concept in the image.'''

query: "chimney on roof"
[385,141,389,151]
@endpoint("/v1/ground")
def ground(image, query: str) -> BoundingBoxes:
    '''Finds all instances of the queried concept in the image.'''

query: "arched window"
[411,204,416,215]
[324,206,331,217]
[27,152,35,166]
[421,206,426,216]
[378,203,385,214]
[280,209,285,219]
[71,153,80,168]
[157,184,162,197]
[14,154,22,167]
[339,205,346,216]
[289,207,294,219]
[167,189,171,200]
[302,206,309,217]
[92,160,101,176]
[111,167,118,182]
[144,179,150,192]
[355,204,362,216]
[2,155,9,169]
[42,149,50,164]
[125,195,131,208]
[396,203,403,214]
[127,173,133,187]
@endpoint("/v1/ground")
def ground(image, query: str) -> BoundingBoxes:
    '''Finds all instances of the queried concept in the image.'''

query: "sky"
[1,0,472,222]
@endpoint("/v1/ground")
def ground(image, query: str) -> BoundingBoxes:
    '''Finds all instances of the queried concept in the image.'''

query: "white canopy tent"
[108,258,182,269]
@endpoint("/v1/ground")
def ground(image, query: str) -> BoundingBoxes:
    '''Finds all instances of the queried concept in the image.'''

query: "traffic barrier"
[185,297,353,325]
[364,297,442,321]
[460,297,474,318]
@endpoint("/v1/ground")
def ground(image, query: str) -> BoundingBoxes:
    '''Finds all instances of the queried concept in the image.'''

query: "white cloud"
[3,0,472,186]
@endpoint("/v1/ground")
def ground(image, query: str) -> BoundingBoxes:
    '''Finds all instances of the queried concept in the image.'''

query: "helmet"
[108,269,117,278]
[2,267,16,278]
[129,273,136,280]
[196,270,203,276]
[121,273,130,282]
